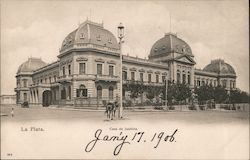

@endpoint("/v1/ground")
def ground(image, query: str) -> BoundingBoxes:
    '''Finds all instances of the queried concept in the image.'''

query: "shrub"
[154,106,164,110]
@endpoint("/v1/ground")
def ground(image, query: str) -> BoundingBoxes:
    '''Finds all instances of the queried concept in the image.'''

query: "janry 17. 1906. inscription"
[85,128,178,156]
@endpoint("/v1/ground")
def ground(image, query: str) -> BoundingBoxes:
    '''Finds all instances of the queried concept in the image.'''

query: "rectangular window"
[49,77,51,83]
[188,75,190,85]
[162,76,166,83]
[79,63,86,74]
[182,74,186,84]
[122,71,127,80]
[68,64,71,75]
[24,93,27,101]
[198,80,200,86]
[23,79,27,87]
[97,64,102,75]
[156,74,159,83]
[109,65,114,76]
[177,73,180,83]
[222,80,227,87]
[202,81,205,86]
[54,76,57,82]
[140,73,143,82]
[131,72,135,81]
[62,66,65,76]
[68,86,71,99]
[148,74,151,83]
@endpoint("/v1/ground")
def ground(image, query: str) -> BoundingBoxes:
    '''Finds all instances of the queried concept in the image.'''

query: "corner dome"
[60,20,119,53]
[17,58,46,74]
[203,59,236,75]
[149,33,192,59]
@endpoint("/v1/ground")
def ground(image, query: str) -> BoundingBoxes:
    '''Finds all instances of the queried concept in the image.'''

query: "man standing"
[11,107,14,117]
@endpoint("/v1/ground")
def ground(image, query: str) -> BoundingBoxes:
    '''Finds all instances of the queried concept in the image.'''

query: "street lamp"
[118,23,124,119]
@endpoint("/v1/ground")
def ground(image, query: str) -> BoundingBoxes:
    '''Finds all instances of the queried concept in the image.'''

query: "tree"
[146,85,162,101]
[194,84,214,104]
[214,85,228,103]
[165,82,191,104]
[230,89,250,103]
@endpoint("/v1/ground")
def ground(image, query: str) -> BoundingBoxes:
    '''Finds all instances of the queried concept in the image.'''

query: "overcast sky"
[1,0,249,94]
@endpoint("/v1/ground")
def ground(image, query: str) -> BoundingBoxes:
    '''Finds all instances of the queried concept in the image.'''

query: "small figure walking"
[11,107,14,117]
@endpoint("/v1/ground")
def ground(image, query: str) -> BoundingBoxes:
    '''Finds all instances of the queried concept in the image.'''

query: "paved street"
[1,104,249,159]
[1,104,249,124]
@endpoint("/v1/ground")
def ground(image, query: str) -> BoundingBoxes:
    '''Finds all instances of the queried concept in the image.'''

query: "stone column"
[190,67,195,88]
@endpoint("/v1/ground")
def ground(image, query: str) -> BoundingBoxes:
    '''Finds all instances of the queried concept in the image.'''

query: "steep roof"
[17,58,46,74]
[60,20,119,53]
[149,33,192,59]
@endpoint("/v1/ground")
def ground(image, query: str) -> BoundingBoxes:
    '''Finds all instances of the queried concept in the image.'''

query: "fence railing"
[56,97,119,109]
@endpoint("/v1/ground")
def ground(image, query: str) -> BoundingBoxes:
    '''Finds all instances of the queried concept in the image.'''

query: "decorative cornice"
[122,66,128,70]
[107,60,116,64]
[95,58,105,63]
[76,57,88,61]
[129,67,137,71]
[138,69,145,72]
[155,71,161,74]
[147,70,153,73]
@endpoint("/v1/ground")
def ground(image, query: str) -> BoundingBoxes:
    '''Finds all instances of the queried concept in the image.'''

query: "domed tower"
[203,59,236,90]
[15,58,46,104]
[56,20,120,100]
[59,20,119,56]
[149,33,196,86]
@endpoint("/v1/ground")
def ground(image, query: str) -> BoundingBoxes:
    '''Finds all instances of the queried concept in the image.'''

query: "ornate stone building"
[15,20,236,106]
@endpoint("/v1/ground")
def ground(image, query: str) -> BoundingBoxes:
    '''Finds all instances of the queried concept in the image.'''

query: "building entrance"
[42,90,52,107]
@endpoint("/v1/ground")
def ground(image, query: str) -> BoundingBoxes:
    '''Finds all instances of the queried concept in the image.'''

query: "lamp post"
[118,23,124,119]
[165,79,168,110]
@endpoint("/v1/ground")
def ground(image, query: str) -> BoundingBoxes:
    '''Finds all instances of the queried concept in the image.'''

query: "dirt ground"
[1,105,249,159]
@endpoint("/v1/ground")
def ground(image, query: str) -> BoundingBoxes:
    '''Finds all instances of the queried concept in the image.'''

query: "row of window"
[63,84,114,99]
[62,63,115,76]
[177,73,191,84]
[194,79,235,88]
[62,64,71,76]
[122,71,166,83]
[17,79,28,88]
[34,75,57,85]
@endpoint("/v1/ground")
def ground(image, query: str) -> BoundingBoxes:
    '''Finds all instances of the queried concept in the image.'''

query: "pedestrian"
[11,107,14,117]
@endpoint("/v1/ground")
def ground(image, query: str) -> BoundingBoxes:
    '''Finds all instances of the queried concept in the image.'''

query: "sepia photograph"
[0,0,249,159]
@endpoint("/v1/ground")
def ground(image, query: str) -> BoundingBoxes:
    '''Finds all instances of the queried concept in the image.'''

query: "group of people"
[105,101,120,120]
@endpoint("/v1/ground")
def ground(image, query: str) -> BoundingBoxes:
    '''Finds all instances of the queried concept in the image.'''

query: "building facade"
[15,20,237,106]
[0,95,16,105]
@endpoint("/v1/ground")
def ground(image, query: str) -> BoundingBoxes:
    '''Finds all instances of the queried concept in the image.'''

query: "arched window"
[77,84,87,97]
[109,86,114,100]
[97,86,102,98]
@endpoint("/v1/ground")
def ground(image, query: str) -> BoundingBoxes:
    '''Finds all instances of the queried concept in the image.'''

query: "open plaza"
[0,104,249,123]
[1,104,249,159]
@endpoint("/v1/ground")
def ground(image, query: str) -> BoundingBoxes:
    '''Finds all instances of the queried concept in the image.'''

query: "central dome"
[60,20,119,53]
[149,33,192,59]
